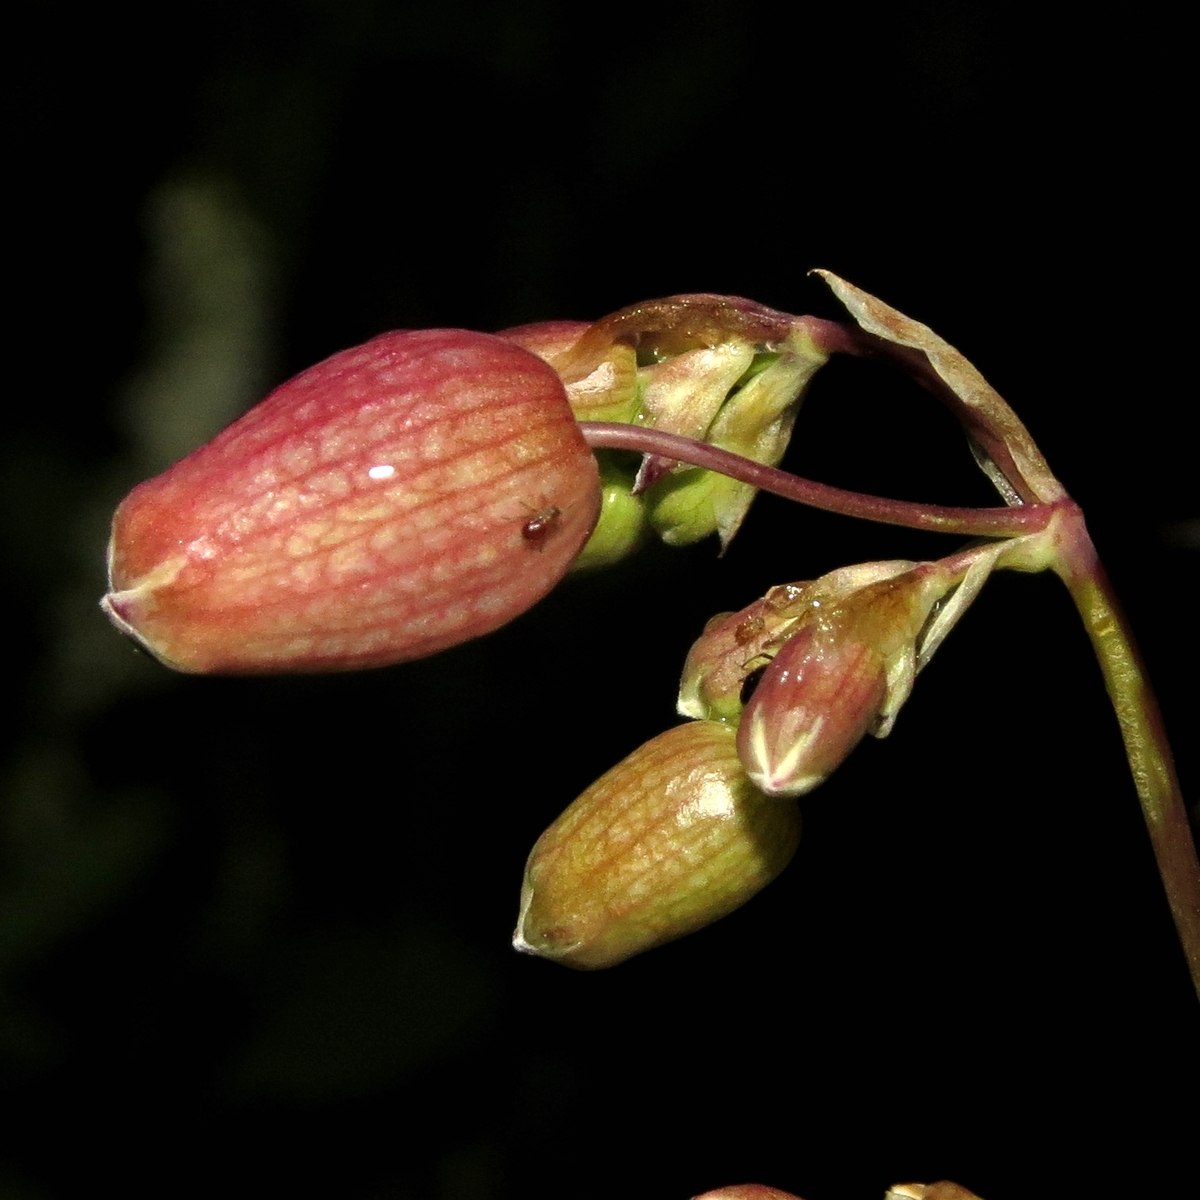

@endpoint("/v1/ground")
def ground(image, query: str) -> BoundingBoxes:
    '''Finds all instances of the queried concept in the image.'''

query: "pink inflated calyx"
[103,328,601,673]
[735,567,941,797]
[737,621,888,797]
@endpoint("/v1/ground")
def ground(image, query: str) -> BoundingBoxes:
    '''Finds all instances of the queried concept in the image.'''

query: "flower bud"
[568,455,650,571]
[738,616,889,796]
[692,1188,805,1200]
[513,721,800,969]
[643,333,828,548]
[102,329,600,673]
[692,1188,806,1200]
[678,562,917,725]
[737,565,951,797]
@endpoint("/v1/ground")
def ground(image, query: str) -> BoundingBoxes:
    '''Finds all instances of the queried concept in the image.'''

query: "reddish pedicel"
[103,328,601,673]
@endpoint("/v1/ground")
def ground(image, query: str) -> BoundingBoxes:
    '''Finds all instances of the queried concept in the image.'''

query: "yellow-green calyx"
[512,721,801,969]
[569,454,649,571]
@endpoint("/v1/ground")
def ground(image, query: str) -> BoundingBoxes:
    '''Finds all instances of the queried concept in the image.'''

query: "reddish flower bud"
[692,1188,806,1200]
[737,566,950,796]
[678,562,916,725]
[737,616,890,796]
[102,329,600,673]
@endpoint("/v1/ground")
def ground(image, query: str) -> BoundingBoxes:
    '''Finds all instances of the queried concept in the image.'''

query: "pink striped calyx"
[679,561,957,798]
[102,328,601,673]
[736,565,952,796]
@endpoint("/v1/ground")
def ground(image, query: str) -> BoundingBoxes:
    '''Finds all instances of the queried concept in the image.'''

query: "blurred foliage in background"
[5,2,1196,1197]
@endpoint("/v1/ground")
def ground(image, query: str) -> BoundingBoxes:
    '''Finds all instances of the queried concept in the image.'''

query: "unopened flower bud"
[692,1188,806,1200]
[678,562,917,725]
[513,721,800,969]
[738,617,889,796]
[737,565,952,796]
[102,329,600,673]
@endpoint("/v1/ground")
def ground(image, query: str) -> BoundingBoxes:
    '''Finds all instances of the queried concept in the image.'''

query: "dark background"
[5,3,1196,1198]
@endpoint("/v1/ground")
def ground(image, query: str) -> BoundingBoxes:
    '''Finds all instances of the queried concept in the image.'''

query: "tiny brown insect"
[522,505,562,548]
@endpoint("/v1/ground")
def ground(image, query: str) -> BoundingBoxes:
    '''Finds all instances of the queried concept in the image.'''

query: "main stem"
[1054,507,1200,1002]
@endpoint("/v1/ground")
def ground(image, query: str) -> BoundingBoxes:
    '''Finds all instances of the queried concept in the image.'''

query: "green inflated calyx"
[570,453,649,571]
[513,721,801,969]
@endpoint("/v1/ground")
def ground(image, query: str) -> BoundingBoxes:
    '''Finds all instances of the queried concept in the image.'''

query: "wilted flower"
[513,721,800,969]
[102,328,600,673]
[505,295,831,562]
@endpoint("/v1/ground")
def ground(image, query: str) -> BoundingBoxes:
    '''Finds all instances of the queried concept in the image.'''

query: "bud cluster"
[98,279,1038,975]
[103,297,828,670]
[515,554,978,967]
[93,274,1160,1200]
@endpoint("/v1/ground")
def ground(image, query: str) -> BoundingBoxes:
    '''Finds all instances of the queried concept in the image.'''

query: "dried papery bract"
[499,319,640,425]
[513,721,800,970]
[103,329,600,673]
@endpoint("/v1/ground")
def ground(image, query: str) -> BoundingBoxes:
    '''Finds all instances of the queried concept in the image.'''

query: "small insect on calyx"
[521,505,562,549]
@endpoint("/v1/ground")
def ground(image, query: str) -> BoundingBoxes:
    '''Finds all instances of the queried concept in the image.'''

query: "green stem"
[1054,505,1200,1002]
